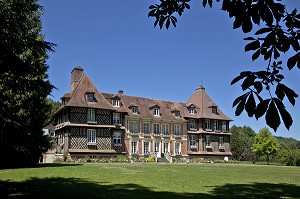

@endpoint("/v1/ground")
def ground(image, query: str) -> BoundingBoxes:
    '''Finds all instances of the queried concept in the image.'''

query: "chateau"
[54,67,232,161]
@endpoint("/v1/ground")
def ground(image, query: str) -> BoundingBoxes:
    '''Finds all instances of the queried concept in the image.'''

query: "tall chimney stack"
[71,66,83,92]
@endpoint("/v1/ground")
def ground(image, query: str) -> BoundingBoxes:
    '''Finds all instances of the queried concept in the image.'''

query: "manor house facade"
[54,67,232,161]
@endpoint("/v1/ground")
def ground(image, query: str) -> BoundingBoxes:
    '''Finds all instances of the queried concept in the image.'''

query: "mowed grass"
[0,163,300,199]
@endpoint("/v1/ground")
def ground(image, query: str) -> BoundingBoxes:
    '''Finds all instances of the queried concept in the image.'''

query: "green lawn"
[0,163,299,199]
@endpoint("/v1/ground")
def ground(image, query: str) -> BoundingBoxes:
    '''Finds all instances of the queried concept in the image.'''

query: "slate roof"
[57,67,232,121]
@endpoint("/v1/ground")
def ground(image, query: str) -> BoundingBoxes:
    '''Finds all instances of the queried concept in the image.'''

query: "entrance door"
[154,142,161,158]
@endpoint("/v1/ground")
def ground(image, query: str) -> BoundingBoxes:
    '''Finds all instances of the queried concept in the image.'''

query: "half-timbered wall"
[69,127,113,150]
[69,107,111,124]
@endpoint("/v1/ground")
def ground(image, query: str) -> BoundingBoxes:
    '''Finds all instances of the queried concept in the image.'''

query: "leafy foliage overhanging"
[0,0,55,168]
[148,0,299,131]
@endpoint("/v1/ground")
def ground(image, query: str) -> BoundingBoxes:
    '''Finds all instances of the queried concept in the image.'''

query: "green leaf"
[202,0,208,7]
[266,100,280,132]
[242,14,253,33]
[287,53,300,70]
[241,75,256,91]
[255,99,270,119]
[232,93,247,108]
[255,27,272,35]
[245,40,260,52]
[166,18,170,29]
[281,84,298,106]
[245,92,256,117]
[235,93,248,116]
[274,98,293,130]
[275,83,285,100]
[254,81,263,93]
[252,49,260,61]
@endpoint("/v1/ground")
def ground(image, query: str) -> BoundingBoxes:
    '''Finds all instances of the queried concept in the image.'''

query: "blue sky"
[39,0,300,140]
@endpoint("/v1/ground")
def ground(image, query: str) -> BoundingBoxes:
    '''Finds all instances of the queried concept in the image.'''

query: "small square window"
[87,93,94,102]
[113,99,120,107]
[189,108,195,114]
[132,107,138,114]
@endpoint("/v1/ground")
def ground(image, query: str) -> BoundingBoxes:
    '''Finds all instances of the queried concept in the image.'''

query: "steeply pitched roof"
[63,73,116,110]
[185,85,232,121]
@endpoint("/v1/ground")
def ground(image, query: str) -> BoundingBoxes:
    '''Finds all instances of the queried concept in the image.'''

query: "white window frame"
[132,107,138,114]
[219,136,224,149]
[113,132,122,146]
[174,124,180,136]
[213,120,218,131]
[87,109,96,123]
[113,99,120,107]
[130,121,138,134]
[87,129,96,145]
[131,141,138,154]
[189,135,196,147]
[189,119,196,130]
[154,107,160,116]
[222,121,228,132]
[205,119,211,131]
[206,135,211,148]
[163,124,169,135]
[189,107,195,114]
[175,142,181,155]
[153,123,160,135]
[163,142,170,153]
[113,112,121,125]
[143,141,150,154]
[143,122,150,134]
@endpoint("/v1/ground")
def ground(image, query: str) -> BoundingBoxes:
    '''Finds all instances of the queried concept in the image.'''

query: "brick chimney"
[71,66,83,92]
[118,90,124,95]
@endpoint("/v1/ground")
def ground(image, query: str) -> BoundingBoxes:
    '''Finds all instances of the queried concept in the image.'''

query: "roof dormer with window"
[149,104,161,117]
[187,104,196,114]
[86,92,96,102]
[112,96,121,107]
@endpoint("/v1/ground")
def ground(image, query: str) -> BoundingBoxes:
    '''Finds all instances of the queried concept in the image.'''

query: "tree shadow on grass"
[0,177,299,199]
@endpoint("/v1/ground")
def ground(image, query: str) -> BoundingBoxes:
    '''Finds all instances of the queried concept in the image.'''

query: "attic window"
[212,107,217,115]
[189,107,195,114]
[175,111,180,118]
[132,107,138,114]
[87,93,95,102]
[154,107,160,116]
[113,99,120,107]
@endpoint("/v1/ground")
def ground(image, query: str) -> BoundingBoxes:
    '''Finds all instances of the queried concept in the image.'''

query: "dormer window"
[189,107,195,114]
[132,107,138,114]
[87,93,94,102]
[175,111,180,118]
[212,107,217,115]
[154,107,160,116]
[113,99,120,107]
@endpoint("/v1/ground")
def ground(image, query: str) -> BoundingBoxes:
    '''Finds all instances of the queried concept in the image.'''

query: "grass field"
[0,163,300,199]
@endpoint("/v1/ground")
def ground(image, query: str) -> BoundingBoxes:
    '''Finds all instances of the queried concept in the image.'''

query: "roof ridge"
[102,92,185,104]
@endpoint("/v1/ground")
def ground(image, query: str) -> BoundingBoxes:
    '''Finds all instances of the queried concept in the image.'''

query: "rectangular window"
[163,142,169,153]
[132,107,138,114]
[174,124,180,136]
[213,120,218,131]
[189,119,196,130]
[87,109,96,123]
[222,121,228,132]
[189,135,196,147]
[113,132,122,145]
[154,142,160,153]
[144,141,150,154]
[131,141,138,154]
[143,123,150,134]
[189,108,195,114]
[219,137,224,149]
[175,111,180,118]
[206,135,211,147]
[205,119,211,131]
[113,112,121,125]
[212,107,217,115]
[154,108,160,116]
[113,99,120,107]
[162,124,169,135]
[175,142,181,155]
[87,129,96,144]
[154,123,160,135]
[130,121,138,134]
[87,93,94,102]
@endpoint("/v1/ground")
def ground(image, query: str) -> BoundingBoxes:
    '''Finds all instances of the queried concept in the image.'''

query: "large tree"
[230,125,256,161]
[252,127,280,164]
[0,0,54,168]
[148,0,299,132]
